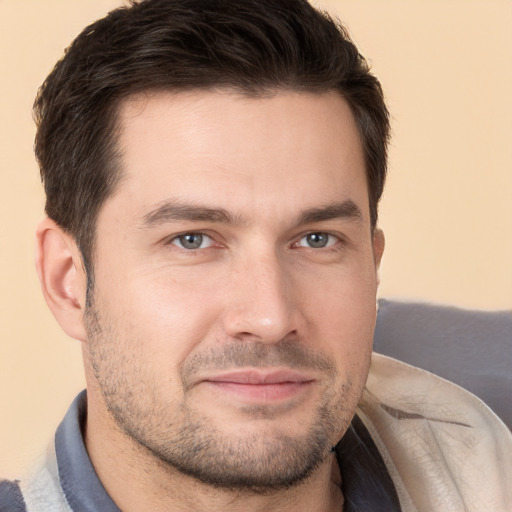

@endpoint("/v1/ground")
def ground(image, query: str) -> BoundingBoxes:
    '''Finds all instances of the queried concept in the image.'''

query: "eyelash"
[294,232,341,250]
[167,231,344,253]
[168,232,216,252]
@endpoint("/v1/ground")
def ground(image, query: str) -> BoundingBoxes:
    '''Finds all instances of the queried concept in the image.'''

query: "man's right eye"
[170,233,214,250]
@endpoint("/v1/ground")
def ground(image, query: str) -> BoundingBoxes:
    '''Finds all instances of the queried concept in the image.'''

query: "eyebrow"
[297,200,362,225]
[140,199,362,228]
[141,200,245,227]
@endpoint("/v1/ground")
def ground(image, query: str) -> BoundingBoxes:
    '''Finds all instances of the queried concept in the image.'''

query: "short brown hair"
[34,0,390,271]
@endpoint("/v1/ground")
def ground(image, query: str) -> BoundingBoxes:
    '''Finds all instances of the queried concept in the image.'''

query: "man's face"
[84,90,383,490]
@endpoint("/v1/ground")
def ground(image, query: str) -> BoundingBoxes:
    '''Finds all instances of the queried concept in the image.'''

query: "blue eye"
[171,233,213,250]
[298,232,337,249]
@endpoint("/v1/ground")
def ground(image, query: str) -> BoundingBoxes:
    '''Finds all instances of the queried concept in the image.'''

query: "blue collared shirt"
[0,391,400,511]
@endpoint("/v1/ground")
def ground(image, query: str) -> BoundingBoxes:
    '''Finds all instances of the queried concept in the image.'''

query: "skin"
[36,89,384,511]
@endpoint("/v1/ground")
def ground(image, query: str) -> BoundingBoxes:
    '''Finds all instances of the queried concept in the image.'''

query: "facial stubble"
[84,304,360,492]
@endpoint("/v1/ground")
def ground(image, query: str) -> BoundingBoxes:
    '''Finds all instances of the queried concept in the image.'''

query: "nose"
[222,250,300,344]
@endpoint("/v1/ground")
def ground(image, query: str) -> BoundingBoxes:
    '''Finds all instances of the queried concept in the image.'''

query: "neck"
[85,403,343,512]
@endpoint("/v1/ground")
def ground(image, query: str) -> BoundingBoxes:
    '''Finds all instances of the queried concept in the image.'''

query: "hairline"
[81,84,377,297]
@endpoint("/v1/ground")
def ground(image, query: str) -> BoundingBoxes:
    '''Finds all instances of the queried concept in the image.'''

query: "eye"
[171,233,214,250]
[297,232,338,249]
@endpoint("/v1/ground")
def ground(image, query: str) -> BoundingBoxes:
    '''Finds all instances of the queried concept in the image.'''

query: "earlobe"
[35,218,88,341]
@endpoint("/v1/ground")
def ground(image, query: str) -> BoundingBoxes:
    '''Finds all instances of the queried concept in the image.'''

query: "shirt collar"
[335,414,401,511]
[55,391,121,512]
[55,391,400,511]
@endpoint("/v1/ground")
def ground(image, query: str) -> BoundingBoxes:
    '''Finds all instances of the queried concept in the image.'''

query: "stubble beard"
[84,305,359,493]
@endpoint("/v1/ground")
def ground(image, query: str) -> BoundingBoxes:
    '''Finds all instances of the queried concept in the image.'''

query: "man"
[0,0,510,510]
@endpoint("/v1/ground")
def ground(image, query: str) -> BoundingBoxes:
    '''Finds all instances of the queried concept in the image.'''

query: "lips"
[205,369,312,384]
[200,369,315,402]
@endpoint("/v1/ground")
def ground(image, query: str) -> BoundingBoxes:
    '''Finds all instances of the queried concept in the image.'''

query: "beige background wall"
[1,0,510,478]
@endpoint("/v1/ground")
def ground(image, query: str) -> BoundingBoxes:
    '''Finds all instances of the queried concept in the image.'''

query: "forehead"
[108,89,368,224]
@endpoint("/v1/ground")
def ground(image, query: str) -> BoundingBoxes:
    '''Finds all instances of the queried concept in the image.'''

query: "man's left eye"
[297,232,338,249]
[171,233,214,250]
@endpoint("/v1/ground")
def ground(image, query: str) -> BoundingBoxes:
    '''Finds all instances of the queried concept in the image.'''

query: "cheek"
[94,264,227,367]
[299,262,377,376]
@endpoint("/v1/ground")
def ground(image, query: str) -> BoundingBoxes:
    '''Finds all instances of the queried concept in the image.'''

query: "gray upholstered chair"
[373,299,512,430]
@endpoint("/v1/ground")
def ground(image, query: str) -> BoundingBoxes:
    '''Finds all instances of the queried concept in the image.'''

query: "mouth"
[200,369,315,403]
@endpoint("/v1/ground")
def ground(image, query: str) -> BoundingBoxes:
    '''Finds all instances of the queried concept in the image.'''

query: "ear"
[372,228,385,285]
[35,218,88,341]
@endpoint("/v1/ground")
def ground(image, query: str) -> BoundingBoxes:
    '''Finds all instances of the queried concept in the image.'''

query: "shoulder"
[359,353,512,511]
[365,352,512,435]
[0,479,26,512]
